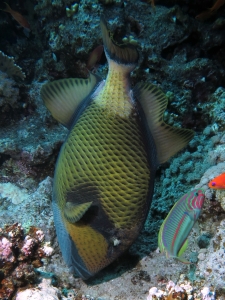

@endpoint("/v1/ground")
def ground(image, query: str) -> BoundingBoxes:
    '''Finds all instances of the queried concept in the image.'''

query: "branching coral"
[0,223,54,300]
[0,50,25,80]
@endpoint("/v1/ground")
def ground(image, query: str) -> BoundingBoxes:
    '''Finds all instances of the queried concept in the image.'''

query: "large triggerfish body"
[158,189,205,263]
[41,17,194,279]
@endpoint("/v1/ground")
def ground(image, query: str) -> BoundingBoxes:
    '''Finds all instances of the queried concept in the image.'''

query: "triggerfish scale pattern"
[158,189,205,263]
[208,172,225,189]
[41,17,194,279]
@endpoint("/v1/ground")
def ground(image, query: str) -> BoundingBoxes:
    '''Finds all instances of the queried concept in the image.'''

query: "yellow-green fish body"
[41,17,194,279]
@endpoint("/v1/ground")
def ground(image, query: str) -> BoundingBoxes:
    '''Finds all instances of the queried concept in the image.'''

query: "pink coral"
[21,236,36,256]
[0,237,14,262]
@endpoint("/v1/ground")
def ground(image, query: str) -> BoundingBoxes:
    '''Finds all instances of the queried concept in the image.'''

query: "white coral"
[16,279,60,300]
[0,50,25,80]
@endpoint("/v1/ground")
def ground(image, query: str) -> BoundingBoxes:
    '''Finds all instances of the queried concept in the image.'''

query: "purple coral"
[0,237,15,263]
[21,236,36,256]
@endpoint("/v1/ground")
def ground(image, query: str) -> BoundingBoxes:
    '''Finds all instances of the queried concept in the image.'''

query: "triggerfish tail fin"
[158,189,205,263]
[100,16,139,69]
[40,73,102,129]
[133,83,194,164]
[208,172,225,189]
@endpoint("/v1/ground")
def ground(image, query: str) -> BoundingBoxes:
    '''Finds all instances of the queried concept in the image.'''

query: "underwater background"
[0,0,225,299]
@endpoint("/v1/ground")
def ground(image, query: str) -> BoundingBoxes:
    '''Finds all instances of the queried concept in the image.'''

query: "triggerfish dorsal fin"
[64,201,93,223]
[133,83,194,164]
[41,73,102,128]
[100,16,139,67]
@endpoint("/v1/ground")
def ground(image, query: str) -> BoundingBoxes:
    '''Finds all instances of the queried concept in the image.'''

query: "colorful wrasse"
[208,172,225,189]
[41,17,194,279]
[0,2,30,30]
[158,189,205,263]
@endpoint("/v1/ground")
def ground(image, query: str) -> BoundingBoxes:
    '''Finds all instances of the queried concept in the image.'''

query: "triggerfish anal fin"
[133,83,194,164]
[158,189,205,263]
[41,73,102,128]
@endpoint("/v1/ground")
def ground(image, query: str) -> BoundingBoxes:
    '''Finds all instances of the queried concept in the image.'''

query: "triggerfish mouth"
[41,17,194,279]
[158,189,205,263]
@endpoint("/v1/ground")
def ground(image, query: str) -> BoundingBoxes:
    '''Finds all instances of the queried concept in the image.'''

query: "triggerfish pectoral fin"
[64,201,93,223]
[158,189,205,263]
[41,73,102,128]
[133,83,194,164]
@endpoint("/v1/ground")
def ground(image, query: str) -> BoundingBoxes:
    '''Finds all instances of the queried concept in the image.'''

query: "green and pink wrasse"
[158,189,205,264]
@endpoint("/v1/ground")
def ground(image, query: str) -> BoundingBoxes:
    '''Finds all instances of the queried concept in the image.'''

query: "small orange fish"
[195,10,215,21]
[210,0,225,12]
[0,2,30,30]
[196,0,225,21]
[208,172,225,189]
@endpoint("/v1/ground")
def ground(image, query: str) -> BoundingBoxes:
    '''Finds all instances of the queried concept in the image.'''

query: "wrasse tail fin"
[100,16,139,65]
[134,83,194,164]
[64,201,93,223]
[40,73,102,128]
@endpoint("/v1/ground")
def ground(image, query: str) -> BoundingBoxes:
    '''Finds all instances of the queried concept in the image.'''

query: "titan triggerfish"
[41,17,194,279]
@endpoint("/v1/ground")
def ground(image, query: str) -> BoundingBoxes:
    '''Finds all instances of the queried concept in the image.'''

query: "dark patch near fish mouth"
[66,182,141,258]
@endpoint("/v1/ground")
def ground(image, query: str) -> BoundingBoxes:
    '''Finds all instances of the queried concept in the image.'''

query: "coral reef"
[0,71,19,107]
[16,278,60,300]
[146,279,216,300]
[66,3,79,18]
[0,0,225,298]
[0,51,25,80]
[0,223,54,300]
